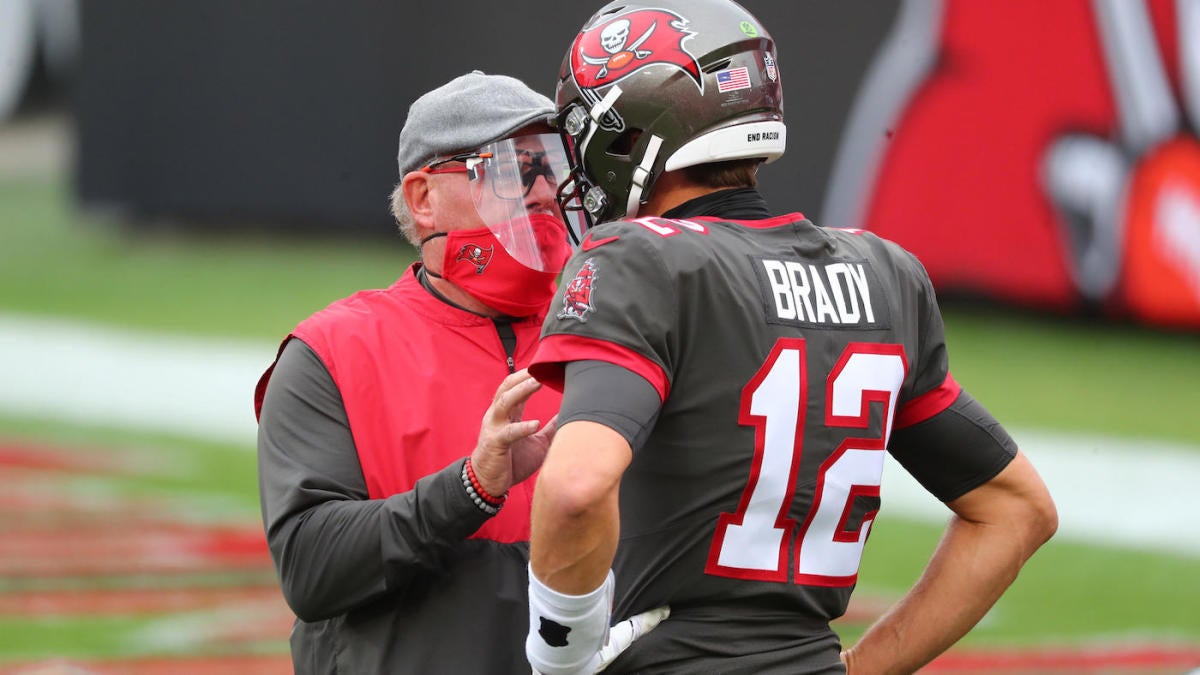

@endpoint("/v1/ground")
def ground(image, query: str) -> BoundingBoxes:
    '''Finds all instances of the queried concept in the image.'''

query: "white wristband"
[526,565,614,675]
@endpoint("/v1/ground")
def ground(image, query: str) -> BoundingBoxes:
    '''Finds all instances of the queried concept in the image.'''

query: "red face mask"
[423,213,572,317]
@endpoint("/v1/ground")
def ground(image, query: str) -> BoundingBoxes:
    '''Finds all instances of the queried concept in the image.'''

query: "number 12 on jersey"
[705,338,907,586]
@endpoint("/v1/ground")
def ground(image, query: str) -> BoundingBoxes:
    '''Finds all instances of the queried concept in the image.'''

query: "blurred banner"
[73,1,894,234]
[0,0,77,120]
[72,1,1200,330]
[826,0,1200,330]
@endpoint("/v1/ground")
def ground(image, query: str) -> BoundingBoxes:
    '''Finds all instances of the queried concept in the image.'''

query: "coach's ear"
[402,171,437,235]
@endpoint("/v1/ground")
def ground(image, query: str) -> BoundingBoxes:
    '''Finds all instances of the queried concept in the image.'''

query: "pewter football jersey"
[533,213,969,672]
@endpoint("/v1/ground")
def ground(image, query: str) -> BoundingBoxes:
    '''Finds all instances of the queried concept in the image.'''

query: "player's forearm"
[530,478,620,595]
[530,421,631,594]
[844,512,1049,673]
[526,481,619,675]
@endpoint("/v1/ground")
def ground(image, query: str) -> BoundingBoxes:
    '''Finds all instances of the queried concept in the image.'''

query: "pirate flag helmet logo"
[455,243,494,274]
[569,9,701,94]
[557,259,598,321]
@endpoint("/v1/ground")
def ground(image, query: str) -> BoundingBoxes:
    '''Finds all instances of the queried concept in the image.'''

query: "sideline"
[0,313,265,444]
[2,312,1198,558]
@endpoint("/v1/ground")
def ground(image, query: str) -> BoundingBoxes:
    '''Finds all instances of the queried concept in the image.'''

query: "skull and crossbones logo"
[570,9,702,93]
[582,18,657,79]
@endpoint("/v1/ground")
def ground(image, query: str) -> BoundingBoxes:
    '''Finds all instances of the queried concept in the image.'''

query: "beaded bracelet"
[465,458,507,507]
[461,464,500,516]
[462,458,506,516]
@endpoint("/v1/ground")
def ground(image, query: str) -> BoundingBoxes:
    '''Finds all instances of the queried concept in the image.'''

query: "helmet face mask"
[555,0,786,234]
[553,113,609,244]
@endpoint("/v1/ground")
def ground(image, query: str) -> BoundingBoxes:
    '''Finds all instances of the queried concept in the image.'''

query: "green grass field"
[5,176,1196,443]
[2,174,1199,665]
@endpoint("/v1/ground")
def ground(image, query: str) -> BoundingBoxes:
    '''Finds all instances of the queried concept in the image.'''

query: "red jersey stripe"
[691,212,805,229]
[529,334,670,402]
[894,373,962,429]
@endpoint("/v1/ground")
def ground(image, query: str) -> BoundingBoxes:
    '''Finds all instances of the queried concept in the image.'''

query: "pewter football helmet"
[555,0,785,236]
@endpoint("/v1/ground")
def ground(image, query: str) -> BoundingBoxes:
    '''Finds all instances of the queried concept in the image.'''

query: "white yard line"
[0,313,266,444]
[881,434,1200,558]
[2,312,1198,557]
[0,113,68,179]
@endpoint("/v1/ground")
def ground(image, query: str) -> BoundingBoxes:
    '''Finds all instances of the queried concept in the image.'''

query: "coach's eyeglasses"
[422,148,560,200]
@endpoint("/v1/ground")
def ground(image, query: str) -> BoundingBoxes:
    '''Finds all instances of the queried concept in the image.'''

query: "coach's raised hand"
[470,369,558,500]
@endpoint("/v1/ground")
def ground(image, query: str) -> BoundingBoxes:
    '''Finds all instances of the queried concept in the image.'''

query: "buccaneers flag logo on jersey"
[455,244,494,274]
[569,9,701,93]
[558,259,598,322]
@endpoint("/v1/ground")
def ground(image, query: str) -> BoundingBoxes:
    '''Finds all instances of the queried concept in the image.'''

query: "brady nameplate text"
[754,256,892,329]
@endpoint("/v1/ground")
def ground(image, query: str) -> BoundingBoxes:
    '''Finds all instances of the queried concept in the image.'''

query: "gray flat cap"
[396,70,556,176]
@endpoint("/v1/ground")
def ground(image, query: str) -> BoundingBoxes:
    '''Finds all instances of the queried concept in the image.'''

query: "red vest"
[257,265,559,543]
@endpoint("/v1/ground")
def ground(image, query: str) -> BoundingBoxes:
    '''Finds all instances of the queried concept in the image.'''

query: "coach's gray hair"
[390,182,418,248]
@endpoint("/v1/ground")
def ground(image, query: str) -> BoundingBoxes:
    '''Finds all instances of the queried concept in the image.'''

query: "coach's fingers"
[505,419,543,444]
[493,368,535,401]
[491,372,542,420]
[533,414,559,444]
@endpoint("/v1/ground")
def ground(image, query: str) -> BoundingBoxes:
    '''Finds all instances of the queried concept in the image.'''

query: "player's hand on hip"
[593,606,670,672]
[529,606,670,675]
[471,369,551,495]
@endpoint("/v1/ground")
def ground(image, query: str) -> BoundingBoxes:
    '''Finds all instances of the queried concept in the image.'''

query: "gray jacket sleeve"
[256,338,493,622]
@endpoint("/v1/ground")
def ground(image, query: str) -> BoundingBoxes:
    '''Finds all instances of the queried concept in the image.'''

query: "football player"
[525,1,1058,673]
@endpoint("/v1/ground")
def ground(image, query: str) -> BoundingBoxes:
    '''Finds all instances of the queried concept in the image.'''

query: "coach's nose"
[526,173,559,216]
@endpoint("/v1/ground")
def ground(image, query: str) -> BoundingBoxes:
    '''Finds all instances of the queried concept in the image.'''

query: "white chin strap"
[626,134,664,218]
[577,86,623,177]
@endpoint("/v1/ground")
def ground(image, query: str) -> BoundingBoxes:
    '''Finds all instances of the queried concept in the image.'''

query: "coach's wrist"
[467,448,512,497]
[462,458,507,516]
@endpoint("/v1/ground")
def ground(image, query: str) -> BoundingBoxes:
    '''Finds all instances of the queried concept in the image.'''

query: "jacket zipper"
[493,319,517,374]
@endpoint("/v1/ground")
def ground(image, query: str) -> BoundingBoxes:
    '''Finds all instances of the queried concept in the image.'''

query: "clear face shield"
[429,132,585,272]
